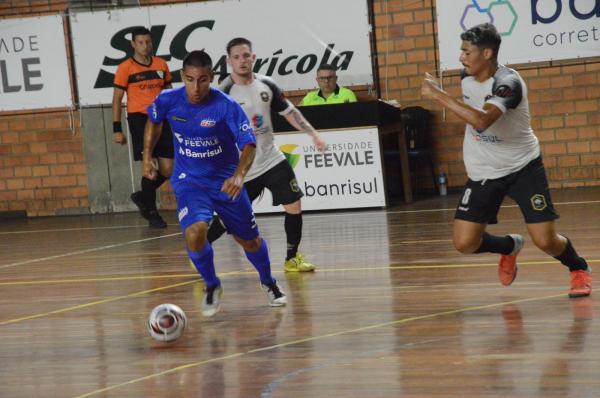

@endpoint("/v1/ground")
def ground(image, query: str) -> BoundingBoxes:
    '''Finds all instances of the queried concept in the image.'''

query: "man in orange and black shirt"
[112,27,173,228]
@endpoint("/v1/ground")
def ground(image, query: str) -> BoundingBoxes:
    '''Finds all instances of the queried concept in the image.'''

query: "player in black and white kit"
[206,37,327,272]
[421,23,591,298]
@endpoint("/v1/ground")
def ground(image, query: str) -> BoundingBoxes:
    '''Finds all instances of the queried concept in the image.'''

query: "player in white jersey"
[206,37,326,273]
[421,23,591,298]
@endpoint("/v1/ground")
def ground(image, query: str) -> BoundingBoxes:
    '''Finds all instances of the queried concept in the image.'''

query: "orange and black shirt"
[114,56,172,114]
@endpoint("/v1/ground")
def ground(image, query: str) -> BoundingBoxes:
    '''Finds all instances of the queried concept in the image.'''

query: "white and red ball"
[147,304,187,342]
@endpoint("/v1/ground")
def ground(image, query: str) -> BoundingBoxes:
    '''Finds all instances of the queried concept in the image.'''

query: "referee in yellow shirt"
[300,64,357,105]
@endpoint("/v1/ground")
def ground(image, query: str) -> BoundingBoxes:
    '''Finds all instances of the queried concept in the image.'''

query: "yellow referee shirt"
[301,85,357,105]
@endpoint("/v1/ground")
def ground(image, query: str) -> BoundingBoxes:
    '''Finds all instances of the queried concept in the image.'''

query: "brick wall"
[0,111,88,215]
[2,0,599,216]
[1,0,85,216]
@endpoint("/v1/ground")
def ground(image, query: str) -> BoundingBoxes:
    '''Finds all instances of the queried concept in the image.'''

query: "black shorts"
[244,159,304,206]
[127,112,174,161]
[455,156,559,224]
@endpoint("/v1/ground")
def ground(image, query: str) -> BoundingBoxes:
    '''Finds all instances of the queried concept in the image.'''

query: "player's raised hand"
[221,174,244,200]
[421,72,441,99]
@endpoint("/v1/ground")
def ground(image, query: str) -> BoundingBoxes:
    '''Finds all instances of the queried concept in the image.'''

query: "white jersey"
[220,74,294,181]
[461,65,540,181]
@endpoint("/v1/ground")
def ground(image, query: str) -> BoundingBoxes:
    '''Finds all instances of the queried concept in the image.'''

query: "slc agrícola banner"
[252,127,386,214]
[436,0,600,70]
[69,0,373,106]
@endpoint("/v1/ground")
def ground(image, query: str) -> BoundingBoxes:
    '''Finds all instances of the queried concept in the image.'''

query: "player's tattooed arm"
[284,108,327,152]
[290,108,315,134]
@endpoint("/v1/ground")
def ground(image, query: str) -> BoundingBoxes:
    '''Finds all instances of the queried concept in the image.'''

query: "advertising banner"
[252,128,386,214]
[70,0,373,106]
[0,15,72,111]
[437,0,600,70]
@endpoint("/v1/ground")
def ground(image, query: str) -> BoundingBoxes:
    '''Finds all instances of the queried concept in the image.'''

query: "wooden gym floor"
[0,187,599,397]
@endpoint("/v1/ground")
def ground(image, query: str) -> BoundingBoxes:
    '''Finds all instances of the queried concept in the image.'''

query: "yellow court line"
[72,292,566,398]
[0,279,195,326]
[1,258,598,287]
[0,270,235,326]
[0,273,201,286]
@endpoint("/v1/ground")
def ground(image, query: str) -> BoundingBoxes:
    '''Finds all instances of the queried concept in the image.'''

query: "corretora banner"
[69,0,373,106]
[252,128,386,214]
[0,15,72,111]
[437,0,600,70]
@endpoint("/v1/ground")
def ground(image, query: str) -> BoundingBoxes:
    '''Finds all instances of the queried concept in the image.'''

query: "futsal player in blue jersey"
[142,50,287,317]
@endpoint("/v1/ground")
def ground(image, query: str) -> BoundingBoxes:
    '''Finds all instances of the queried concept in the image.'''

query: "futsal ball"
[147,304,187,342]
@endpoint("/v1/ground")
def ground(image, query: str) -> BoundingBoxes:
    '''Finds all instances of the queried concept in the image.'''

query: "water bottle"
[438,172,447,196]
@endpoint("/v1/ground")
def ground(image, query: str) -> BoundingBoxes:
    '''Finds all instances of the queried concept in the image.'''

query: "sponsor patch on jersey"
[200,119,216,127]
[530,194,547,211]
[240,122,252,132]
[174,132,184,143]
[178,207,188,221]
[495,85,513,98]
[171,115,187,122]
[290,178,300,193]
[474,133,502,142]
[252,114,264,129]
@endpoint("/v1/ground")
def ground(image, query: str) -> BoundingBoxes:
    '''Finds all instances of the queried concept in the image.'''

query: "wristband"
[113,121,122,133]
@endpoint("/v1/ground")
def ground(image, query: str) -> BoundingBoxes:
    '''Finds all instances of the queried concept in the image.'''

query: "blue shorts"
[173,180,259,240]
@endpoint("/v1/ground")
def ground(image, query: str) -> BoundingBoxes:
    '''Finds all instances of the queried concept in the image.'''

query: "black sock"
[285,212,302,261]
[554,236,588,272]
[141,175,166,210]
[474,232,515,255]
[207,215,228,243]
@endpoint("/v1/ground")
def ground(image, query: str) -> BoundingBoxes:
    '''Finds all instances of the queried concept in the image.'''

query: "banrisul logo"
[280,144,301,169]
[460,0,518,36]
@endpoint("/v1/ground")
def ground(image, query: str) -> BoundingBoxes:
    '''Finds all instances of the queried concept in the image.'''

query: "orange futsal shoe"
[498,234,524,286]
[569,268,592,298]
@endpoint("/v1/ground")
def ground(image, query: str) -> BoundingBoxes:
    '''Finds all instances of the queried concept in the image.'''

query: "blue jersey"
[147,87,255,188]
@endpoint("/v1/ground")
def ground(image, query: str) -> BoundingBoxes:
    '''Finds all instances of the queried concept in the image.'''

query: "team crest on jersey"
[200,119,216,127]
[495,85,513,98]
[260,91,269,102]
[290,178,300,193]
[530,194,547,211]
